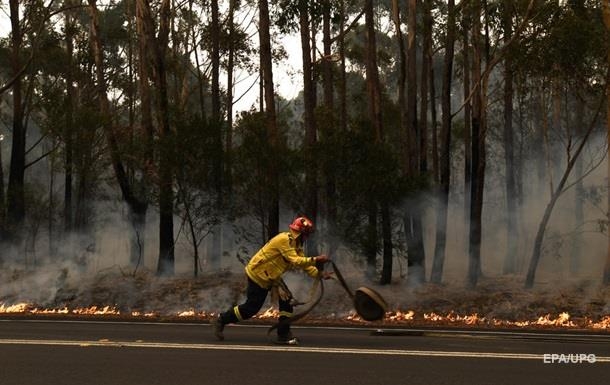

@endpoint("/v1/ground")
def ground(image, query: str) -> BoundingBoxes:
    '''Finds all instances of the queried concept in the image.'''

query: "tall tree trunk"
[430,54,439,185]
[6,0,26,235]
[390,0,409,284]
[462,14,472,221]
[603,0,610,285]
[365,202,378,278]
[259,0,279,237]
[131,0,155,269]
[571,95,585,275]
[48,138,56,258]
[365,0,391,282]
[391,0,406,170]
[152,0,174,275]
[0,127,4,240]
[189,0,206,122]
[431,0,455,284]
[64,5,75,233]
[74,76,92,231]
[405,0,426,286]
[322,0,337,254]
[380,203,393,284]
[322,1,333,111]
[406,0,418,174]
[419,0,433,175]
[300,0,318,255]
[225,0,236,199]
[468,0,484,288]
[339,0,347,132]
[90,0,149,270]
[365,0,382,142]
[364,0,380,275]
[502,0,518,275]
[211,0,220,123]
[210,0,222,270]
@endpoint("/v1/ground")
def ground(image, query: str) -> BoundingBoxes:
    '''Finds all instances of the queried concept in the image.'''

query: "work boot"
[212,315,225,341]
[275,332,299,345]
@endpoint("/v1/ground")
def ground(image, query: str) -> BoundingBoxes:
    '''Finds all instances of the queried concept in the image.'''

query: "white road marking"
[0,338,609,362]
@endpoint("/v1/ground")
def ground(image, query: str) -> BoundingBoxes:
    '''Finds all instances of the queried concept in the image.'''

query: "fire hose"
[267,261,388,337]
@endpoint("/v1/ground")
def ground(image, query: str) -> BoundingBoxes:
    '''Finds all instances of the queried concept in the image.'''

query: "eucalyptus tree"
[523,0,607,288]
[404,0,426,286]
[6,0,26,235]
[431,0,456,285]
[464,0,536,287]
[604,0,610,285]
[502,0,519,275]
[259,0,280,239]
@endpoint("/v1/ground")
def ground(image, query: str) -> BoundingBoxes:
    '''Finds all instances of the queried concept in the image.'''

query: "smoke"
[416,130,610,285]
[0,127,609,321]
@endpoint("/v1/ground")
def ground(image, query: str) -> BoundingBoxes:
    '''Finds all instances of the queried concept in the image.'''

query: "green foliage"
[513,1,605,84]
[230,111,270,232]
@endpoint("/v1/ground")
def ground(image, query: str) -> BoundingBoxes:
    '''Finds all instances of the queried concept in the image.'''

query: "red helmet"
[289,216,315,235]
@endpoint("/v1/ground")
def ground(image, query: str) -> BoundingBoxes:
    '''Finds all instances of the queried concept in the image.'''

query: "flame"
[388,310,415,321]
[178,310,196,317]
[72,306,120,315]
[0,303,31,313]
[586,316,610,329]
[0,303,120,316]
[176,310,214,317]
[255,307,279,319]
[130,311,157,317]
[1,302,609,330]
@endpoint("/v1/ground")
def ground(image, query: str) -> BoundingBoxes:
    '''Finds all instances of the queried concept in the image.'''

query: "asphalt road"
[0,319,609,385]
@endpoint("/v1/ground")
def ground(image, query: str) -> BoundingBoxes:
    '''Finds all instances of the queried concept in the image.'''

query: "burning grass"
[1,267,609,331]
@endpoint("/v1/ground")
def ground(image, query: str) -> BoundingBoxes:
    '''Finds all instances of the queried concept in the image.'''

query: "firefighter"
[213,216,331,345]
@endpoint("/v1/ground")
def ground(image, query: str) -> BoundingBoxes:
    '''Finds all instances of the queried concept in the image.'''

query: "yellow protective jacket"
[245,230,319,289]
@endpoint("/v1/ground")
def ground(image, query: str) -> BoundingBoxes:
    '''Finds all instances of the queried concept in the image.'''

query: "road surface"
[0,319,608,385]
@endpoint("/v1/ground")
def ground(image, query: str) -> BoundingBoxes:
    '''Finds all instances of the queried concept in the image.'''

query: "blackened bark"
[571,96,585,274]
[405,0,426,286]
[364,0,382,141]
[211,0,220,123]
[300,0,318,254]
[259,0,279,237]
[90,0,150,269]
[0,132,4,239]
[7,0,26,234]
[322,0,337,251]
[468,0,484,288]
[154,0,175,275]
[391,0,407,285]
[339,0,347,132]
[502,0,518,275]
[431,0,455,284]
[226,0,236,199]
[210,0,223,270]
[380,203,393,285]
[64,7,75,233]
[420,0,433,175]
[430,55,439,185]
[462,14,472,219]
[603,0,610,285]
[365,0,392,282]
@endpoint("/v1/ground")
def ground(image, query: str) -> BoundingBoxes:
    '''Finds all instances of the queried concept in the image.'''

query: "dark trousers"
[219,276,293,337]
